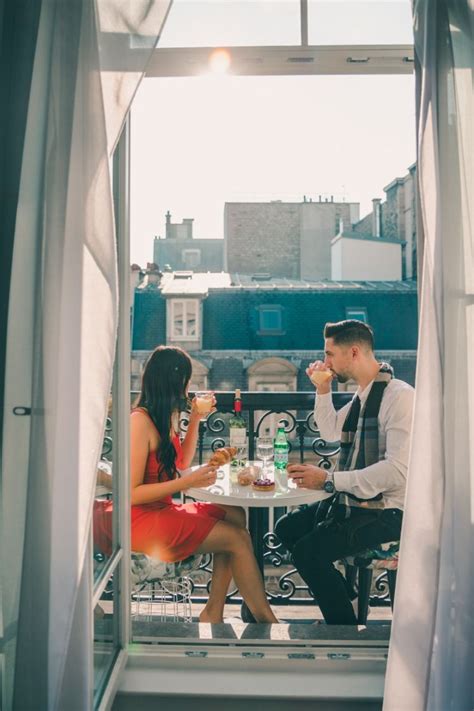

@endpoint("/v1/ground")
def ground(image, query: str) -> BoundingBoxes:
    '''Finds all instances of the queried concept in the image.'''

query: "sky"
[130,1,415,267]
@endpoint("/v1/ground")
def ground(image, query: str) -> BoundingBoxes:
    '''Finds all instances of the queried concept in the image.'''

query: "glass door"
[93,120,131,710]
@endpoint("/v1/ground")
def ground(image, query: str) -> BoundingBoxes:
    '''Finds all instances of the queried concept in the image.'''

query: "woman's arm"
[180,412,201,468]
[130,411,218,505]
[180,395,216,468]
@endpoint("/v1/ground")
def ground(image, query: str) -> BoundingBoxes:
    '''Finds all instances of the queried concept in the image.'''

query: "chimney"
[130,264,142,289]
[146,262,162,287]
[372,198,382,237]
[165,211,172,239]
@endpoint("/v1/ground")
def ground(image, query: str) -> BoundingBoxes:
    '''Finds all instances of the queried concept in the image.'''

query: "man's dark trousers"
[275,503,403,624]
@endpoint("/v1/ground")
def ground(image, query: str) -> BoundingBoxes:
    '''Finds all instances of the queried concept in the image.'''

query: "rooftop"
[150,270,417,295]
[332,230,406,246]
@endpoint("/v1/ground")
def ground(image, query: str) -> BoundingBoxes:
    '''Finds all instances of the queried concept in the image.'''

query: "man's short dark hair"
[324,320,374,351]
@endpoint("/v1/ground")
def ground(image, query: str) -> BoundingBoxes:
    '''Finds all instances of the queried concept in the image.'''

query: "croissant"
[208,446,237,467]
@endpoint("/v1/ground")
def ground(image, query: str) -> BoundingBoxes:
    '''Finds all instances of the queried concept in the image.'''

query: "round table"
[186,462,330,619]
[187,461,330,569]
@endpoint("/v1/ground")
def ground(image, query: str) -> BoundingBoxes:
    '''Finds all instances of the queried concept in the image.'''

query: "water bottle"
[273,426,289,487]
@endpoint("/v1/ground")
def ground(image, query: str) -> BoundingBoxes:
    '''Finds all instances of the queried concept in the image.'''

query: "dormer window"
[257,305,284,335]
[169,299,199,340]
[345,307,368,323]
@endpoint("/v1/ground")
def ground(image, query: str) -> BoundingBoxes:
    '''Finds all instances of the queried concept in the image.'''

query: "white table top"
[185,462,330,508]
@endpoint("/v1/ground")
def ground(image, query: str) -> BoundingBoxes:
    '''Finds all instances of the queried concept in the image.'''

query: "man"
[275,320,414,625]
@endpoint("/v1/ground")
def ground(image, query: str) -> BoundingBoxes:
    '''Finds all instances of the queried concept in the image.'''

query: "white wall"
[331,239,343,280]
[331,237,402,281]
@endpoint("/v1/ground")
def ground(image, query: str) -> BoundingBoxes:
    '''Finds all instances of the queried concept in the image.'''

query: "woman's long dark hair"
[135,346,192,479]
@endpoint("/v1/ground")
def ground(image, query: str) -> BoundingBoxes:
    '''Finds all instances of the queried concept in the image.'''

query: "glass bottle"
[229,389,247,478]
[273,425,289,474]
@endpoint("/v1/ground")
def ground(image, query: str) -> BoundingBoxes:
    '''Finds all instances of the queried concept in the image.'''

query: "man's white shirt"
[314,378,414,511]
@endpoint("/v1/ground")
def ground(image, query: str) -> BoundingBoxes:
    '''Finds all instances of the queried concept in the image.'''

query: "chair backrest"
[131,552,203,589]
[344,540,399,570]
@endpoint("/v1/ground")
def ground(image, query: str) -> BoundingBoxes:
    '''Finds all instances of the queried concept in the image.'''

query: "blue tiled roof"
[132,279,418,351]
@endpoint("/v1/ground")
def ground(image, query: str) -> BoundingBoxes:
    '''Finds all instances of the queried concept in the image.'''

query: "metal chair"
[130,552,203,622]
[344,540,399,624]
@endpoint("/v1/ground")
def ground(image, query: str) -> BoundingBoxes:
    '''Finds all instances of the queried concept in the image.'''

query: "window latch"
[13,406,32,416]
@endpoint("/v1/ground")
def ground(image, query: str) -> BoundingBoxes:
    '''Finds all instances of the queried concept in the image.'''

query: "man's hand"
[287,463,327,489]
[306,360,332,395]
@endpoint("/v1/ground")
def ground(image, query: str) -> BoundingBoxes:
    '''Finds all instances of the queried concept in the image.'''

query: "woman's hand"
[189,393,217,421]
[186,464,218,489]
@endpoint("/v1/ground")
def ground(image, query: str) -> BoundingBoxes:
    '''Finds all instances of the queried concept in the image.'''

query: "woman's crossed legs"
[198,505,278,624]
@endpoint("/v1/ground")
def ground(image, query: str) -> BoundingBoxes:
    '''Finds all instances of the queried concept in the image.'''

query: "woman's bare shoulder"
[131,408,154,429]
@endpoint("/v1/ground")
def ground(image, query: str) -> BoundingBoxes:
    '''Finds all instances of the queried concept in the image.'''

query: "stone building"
[131,272,418,415]
[346,163,418,281]
[224,198,360,281]
[153,211,224,271]
[224,166,417,283]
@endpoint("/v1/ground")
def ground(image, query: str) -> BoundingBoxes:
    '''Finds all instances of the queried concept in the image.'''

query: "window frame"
[93,119,131,710]
[345,306,368,323]
[109,1,415,696]
[181,248,201,269]
[169,298,200,341]
[257,304,285,335]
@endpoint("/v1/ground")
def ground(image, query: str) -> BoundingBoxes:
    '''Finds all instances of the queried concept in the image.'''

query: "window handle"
[13,406,32,416]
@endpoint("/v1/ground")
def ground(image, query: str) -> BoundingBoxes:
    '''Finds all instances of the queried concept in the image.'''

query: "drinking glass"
[194,391,213,416]
[256,436,274,476]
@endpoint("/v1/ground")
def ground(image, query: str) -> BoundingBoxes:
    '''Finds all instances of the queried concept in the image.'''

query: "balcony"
[96,391,395,637]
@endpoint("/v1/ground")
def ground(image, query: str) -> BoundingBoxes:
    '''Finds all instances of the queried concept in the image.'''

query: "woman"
[129,345,277,624]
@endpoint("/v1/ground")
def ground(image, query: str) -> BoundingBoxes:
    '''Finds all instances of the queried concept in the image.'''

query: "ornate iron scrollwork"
[101,416,113,459]
[369,571,391,605]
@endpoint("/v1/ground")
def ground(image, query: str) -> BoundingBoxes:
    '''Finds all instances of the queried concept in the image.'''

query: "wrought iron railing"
[190,391,348,464]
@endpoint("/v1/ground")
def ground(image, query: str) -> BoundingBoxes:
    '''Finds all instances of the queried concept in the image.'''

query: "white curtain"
[1,1,170,709]
[384,1,473,710]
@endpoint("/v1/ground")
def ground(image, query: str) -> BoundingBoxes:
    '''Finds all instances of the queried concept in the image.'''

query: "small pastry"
[237,465,259,486]
[252,478,275,492]
[208,446,237,467]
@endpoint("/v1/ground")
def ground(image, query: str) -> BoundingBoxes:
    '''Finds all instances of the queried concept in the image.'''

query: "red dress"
[93,409,225,562]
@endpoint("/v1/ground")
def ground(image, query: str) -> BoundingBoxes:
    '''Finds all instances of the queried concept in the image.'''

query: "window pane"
[93,416,115,581]
[93,578,119,705]
[260,308,282,331]
[308,0,413,45]
[185,301,197,336]
[173,301,184,336]
[182,249,201,269]
[159,0,301,48]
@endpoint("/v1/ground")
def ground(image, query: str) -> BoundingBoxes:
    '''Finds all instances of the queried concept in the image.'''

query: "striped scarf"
[320,363,393,522]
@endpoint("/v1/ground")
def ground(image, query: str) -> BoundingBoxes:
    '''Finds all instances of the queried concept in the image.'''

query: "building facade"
[350,163,418,280]
[153,211,224,271]
[224,166,417,283]
[331,231,404,281]
[224,198,360,280]
[131,272,418,407]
